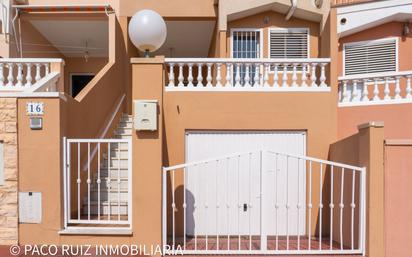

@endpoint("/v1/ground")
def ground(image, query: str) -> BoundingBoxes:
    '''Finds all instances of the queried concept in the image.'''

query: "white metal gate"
[162,150,366,255]
[63,138,132,231]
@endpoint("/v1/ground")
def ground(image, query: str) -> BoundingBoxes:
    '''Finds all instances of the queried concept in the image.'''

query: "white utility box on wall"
[134,100,158,131]
[19,192,42,223]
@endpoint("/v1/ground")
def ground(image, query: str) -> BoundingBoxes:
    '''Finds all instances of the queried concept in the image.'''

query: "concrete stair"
[82,114,132,217]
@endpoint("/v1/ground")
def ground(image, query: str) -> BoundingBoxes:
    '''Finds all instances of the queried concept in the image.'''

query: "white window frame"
[342,37,399,76]
[69,72,95,96]
[268,27,310,73]
[230,28,264,59]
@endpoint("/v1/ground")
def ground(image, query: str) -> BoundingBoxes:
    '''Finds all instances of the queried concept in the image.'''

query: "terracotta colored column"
[131,56,164,255]
[357,121,385,257]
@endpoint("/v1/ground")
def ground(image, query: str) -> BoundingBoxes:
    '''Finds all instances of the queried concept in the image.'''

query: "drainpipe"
[285,0,298,20]
[11,7,20,54]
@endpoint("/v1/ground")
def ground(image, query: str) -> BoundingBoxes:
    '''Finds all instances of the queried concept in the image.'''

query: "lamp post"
[128,9,167,57]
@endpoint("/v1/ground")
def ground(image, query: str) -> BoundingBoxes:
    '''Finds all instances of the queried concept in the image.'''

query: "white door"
[185,131,306,237]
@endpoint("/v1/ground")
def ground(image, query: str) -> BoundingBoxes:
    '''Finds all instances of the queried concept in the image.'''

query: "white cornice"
[337,0,412,37]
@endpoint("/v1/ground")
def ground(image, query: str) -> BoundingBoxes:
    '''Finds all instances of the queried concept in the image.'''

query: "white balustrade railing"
[165,58,331,92]
[0,58,63,92]
[339,71,412,106]
[63,138,132,229]
[162,150,366,255]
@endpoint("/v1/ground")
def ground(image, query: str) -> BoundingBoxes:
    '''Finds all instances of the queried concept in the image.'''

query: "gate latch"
[243,203,248,212]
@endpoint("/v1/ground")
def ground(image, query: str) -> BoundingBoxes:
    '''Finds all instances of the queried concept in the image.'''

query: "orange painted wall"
[64,57,108,95]
[338,104,412,139]
[384,144,412,257]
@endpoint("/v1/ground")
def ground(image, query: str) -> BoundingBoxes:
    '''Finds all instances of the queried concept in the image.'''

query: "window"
[70,73,95,97]
[232,29,262,59]
[231,29,262,85]
[344,38,397,76]
[269,28,309,59]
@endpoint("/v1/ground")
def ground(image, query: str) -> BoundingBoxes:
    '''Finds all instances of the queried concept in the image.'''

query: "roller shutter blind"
[269,29,309,59]
[344,39,397,76]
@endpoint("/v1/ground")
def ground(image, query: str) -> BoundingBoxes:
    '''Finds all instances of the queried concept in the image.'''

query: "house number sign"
[26,102,44,115]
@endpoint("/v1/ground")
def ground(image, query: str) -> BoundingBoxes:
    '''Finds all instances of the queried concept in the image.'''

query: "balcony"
[0,58,64,95]
[338,71,412,107]
[165,58,331,92]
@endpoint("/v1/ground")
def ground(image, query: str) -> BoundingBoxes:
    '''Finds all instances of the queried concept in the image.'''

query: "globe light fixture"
[128,9,167,57]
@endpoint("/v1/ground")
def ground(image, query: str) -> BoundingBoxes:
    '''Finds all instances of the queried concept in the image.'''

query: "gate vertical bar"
[359,167,366,256]
[67,140,72,224]
[260,150,267,251]
[63,137,68,229]
[128,139,133,228]
[162,167,167,251]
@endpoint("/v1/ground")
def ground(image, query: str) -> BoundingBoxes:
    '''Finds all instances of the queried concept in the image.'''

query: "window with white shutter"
[269,28,309,59]
[344,38,397,76]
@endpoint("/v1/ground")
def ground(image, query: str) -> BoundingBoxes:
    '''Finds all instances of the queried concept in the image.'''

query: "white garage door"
[185,131,306,237]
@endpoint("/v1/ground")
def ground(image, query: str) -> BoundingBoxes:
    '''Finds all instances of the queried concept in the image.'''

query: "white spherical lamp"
[128,9,167,57]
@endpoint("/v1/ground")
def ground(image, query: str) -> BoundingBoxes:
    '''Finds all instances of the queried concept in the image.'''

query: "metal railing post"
[260,150,267,251]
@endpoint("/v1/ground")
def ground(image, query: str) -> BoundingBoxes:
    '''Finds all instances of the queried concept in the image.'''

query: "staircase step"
[85,190,129,202]
[109,149,129,159]
[91,179,129,190]
[95,169,129,179]
[118,122,133,129]
[107,142,130,151]
[116,127,133,135]
[120,116,133,123]
[102,158,129,169]
[113,134,132,139]
[83,201,128,215]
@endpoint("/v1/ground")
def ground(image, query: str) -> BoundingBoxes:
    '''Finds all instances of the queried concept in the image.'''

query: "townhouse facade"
[0,0,410,257]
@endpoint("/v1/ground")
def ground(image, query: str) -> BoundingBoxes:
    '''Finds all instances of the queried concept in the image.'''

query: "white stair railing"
[0,58,63,91]
[339,71,412,106]
[63,138,132,229]
[165,58,331,92]
[162,150,366,255]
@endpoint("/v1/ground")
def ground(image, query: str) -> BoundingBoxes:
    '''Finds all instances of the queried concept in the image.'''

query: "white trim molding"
[337,0,412,37]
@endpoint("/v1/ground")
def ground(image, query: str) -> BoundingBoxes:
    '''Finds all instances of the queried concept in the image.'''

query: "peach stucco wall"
[384,143,412,257]
[64,57,108,95]
[338,103,412,139]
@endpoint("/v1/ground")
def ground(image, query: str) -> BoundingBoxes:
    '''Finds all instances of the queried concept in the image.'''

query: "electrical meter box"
[134,100,158,131]
[19,192,42,223]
